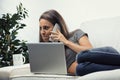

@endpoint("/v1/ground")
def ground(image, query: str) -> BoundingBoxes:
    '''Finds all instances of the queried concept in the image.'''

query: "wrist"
[64,40,70,45]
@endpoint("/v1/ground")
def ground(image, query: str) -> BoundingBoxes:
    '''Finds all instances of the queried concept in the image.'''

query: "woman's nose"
[40,29,45,34]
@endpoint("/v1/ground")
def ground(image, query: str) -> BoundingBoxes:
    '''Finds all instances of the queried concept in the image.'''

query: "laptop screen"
[27,42,67,75]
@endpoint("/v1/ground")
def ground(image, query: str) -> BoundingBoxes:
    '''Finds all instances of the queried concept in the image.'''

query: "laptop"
[27,42,68,76]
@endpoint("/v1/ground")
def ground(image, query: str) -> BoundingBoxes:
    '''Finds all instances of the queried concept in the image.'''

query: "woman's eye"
[44,26,50,30]
[40,26,50,31]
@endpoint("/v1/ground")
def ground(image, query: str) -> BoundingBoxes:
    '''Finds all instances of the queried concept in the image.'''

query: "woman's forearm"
[64,40,92,53]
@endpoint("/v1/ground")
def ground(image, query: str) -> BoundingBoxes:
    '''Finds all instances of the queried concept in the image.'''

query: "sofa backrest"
[79,16,120,52]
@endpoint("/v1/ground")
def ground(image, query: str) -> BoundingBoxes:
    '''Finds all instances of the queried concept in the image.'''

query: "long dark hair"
[39,9,69,42]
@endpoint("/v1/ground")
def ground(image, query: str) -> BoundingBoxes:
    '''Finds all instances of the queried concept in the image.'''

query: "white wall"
[1,0,120,43]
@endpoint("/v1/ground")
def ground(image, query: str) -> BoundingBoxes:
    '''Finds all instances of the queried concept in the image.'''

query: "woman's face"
[39,19,54,42]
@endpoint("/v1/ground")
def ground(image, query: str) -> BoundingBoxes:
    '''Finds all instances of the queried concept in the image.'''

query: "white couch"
[0,16,120,80]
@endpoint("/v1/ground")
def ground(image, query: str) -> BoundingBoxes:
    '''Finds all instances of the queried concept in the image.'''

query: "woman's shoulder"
[69,29,86,37]
[68,29,88,41]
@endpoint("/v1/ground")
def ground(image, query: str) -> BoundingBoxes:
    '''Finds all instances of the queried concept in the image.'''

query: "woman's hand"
[50,29,68,44]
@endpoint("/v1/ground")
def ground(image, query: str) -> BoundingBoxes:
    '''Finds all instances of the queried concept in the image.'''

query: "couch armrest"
[0,64,30,80]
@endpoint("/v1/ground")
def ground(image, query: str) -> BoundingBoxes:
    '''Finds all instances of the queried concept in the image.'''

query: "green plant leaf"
[0,2,29,67]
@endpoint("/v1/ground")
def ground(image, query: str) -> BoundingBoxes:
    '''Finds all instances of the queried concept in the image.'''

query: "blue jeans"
[76,47,120,76]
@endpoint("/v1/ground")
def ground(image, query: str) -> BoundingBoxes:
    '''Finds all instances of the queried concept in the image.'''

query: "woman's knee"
[76,62,91,76]
[76,50,90,63]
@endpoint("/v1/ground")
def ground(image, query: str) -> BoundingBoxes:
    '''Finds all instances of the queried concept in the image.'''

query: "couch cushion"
[78,69,120,80]
[79,16,120,52]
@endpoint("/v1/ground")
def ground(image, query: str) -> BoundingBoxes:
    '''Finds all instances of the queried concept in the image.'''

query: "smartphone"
[52,23,61,32]
[49,23,61,42]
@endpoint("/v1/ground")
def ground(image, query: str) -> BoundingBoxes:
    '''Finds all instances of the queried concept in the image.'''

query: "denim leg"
[76,62,120,76]
[89,46,119,54]
[76,47,120,65]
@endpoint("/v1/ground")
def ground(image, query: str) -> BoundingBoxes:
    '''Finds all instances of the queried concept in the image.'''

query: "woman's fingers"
[51,29,61,34]
[50,35,58,38]
[50,29,62,41]
[51,31,58,35]
[49,35,59,41]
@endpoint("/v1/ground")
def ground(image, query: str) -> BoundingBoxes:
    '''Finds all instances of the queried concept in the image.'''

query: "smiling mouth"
[42,36,49,39]
[42,36,49,42]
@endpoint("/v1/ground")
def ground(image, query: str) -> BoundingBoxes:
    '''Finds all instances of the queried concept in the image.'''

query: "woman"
[39,9,120,76]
